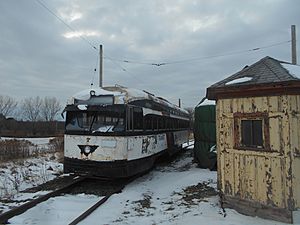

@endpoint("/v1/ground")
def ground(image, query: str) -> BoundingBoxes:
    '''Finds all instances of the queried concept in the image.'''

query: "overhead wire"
[34,0,142,83]
[160,40,291,65]
[34,0,105,87]
[106,40,291,67]
[105,57,145,84]
[35,0,98,51]
[90,53,99,87]
[33,0,293,78]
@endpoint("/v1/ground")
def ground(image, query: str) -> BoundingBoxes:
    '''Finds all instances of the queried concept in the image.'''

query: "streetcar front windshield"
[66,107,125,133]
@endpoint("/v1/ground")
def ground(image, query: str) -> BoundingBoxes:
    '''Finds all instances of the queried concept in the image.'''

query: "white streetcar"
[63,85,190,177]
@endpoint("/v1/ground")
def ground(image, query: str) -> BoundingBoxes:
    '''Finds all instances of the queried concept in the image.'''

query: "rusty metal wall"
[217,95,300,210]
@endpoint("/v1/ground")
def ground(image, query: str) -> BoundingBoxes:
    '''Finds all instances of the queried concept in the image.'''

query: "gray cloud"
[0,0,299,108]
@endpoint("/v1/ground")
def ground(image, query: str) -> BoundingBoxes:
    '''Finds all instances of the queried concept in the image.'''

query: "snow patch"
[200,99,215,106]
[9,194,100,225]
[226,76,253,85]
[77,104,87,110]
[281,63,300,79]
[0,156,63,200]
[66,86,188,115]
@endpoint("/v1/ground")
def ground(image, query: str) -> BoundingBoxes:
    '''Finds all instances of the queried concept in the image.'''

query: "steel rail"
[0,176,86,224]
[68,175,138,225]
[68,186,123,225]
[0,142,194,224]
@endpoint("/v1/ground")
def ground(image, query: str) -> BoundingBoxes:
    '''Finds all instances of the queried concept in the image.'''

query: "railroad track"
[0,176,128,225]
[0,141,194,224]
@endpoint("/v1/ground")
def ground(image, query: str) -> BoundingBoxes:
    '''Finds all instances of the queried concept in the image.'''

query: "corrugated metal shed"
[206,56,300,223]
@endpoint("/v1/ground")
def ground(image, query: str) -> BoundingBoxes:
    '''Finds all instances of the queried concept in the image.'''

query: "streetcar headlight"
[78,145,98,155]
[90,90,96,96]
[84,146,91,154]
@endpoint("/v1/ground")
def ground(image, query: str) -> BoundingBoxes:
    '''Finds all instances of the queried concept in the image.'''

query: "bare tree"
[0,95,18,117]
[41,97,62,121]
[21,96,43,121]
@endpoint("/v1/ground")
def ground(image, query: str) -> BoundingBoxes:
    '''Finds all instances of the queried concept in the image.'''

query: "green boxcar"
[193,98,217,170]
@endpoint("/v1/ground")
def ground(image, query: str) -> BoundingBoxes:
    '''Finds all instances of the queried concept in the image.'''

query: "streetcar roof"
[67,86,188,115]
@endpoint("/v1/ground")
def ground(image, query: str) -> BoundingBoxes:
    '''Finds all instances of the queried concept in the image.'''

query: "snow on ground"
[0,136,63,205]
[10,194,101,225]
[7,149,288,225]
[0,153,63,212]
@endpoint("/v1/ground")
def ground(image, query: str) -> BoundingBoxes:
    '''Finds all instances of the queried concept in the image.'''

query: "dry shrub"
[0,139,33,162]
[0,137,65,162]
[49,137,64,153]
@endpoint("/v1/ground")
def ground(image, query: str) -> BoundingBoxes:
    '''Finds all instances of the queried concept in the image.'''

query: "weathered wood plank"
[256,156,268,205]
[223,152,234,196]
[217,94,299,223]
[222,195,292,223]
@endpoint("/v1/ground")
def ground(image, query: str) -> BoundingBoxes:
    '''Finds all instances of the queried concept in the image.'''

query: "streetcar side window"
[125,105,189,133]
[141,115,189,131]
[126,107,143,131]
[144,115,152,130]
[133,108,143,130]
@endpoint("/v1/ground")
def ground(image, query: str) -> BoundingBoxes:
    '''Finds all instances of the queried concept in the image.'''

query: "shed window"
[241,120,263,148]
[234,112,270,151]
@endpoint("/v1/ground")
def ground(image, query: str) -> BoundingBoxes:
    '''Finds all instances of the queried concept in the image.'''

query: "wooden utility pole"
[178,98,181,108]
[99,44,103,87]
[291,25,297,65]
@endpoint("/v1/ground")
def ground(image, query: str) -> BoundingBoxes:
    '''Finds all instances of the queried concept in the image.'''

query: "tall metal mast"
[291,25,297,65]
[99,44,103,87]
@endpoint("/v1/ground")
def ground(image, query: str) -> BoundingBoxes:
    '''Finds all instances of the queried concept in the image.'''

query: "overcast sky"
[0,0,299,108]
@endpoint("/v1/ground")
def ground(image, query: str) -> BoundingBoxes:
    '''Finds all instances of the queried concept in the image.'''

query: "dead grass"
[0,137,64,162]
[177,181,217,206]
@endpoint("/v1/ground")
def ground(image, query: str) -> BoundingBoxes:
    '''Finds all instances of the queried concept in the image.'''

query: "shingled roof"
[206,56,300,99]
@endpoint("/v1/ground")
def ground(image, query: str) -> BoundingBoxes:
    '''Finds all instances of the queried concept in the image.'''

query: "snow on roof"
[67,86,188,114]
[225,76,253,85]
[199,98,215,106]
[73,87,122,101]
[67,87,124,105]
[124,88,149,100]
[281,63,300,79]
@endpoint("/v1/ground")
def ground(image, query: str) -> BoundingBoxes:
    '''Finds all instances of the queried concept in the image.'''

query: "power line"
[35,0,98,51]
[34,0,136,83]
[90,53,99,87]
[106,40,291,67]
[105,57,145,84]
[163,40,291,65]
[33,0,293,74]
